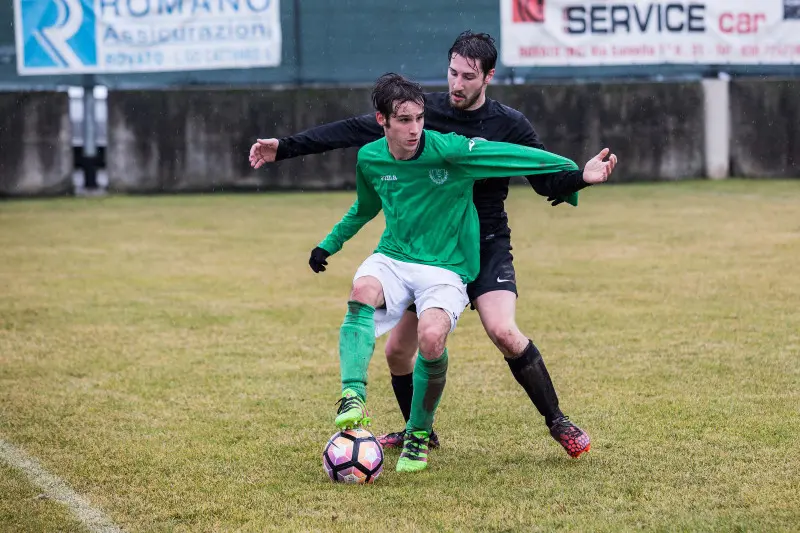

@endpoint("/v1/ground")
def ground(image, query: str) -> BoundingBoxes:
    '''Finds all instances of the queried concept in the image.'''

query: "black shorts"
[405,236,516,314]
[467,235,517,303]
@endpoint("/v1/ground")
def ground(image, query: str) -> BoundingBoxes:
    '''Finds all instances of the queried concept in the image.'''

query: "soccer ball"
[322,428,384,484]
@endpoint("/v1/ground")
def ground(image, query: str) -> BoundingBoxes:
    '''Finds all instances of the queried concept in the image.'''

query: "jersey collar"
[408,131,426,161]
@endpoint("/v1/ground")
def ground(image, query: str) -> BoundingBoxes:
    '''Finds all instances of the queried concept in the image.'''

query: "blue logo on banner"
[19,0,97,70]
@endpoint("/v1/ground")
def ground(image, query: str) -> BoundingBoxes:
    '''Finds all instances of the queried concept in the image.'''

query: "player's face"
[448,53,494,111]
[377,100,424,159]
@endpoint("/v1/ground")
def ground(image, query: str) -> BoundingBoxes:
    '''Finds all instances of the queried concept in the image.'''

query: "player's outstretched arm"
[536,148,618,206]
[446,134,579,181]
[311,165,382,273]
[525,168,585,205]
[506,113,590,206]
[249,114,383,169]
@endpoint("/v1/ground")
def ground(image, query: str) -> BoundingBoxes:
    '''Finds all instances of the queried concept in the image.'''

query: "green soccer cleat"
[334,389,371,430]
[395,430,430,473]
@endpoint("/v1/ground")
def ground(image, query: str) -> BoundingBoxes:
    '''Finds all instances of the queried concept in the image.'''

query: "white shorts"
[353,253,470,338]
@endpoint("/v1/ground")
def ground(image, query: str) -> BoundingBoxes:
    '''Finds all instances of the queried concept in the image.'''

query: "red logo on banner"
[513,0,545,23]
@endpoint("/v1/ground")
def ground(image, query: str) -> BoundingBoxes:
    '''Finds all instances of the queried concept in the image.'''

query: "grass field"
[1,180,799,532]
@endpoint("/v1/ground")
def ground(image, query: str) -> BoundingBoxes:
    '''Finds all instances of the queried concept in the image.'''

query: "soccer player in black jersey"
[250,31,617,458]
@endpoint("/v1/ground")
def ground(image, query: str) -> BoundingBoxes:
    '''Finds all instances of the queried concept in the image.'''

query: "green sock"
[339,300,376,402]
[406,348,448,433]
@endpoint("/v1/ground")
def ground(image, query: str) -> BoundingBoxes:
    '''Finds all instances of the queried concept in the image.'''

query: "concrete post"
[702,77,730,180]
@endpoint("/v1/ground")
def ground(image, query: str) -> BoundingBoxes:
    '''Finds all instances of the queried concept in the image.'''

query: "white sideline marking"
[0,438,124,533]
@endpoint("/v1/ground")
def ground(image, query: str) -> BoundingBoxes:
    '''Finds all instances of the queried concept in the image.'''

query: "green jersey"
[318,130,579,283]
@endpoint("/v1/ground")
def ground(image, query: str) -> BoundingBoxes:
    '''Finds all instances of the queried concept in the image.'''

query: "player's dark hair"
[371,73,425,121]
[448,30,498,77]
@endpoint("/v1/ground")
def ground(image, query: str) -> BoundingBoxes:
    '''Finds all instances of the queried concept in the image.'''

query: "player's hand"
[582,148,618,184]
[546,196,564,207]
[309,247,331,273]
[249,138,279,169]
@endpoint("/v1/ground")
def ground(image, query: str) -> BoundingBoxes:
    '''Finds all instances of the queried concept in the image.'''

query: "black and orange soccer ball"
[322,428,384,484]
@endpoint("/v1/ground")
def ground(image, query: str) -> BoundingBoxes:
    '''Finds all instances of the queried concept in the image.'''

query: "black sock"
[390,372,414,423]
[505,340,564,428]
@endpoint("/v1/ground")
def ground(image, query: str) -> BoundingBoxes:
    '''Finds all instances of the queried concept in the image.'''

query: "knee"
[485,323,525,356]
[350,278,382,307]
[417,321,448,360]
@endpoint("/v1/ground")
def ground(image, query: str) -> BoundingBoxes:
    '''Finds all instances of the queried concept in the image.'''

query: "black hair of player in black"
[371,73,425,127]
[448,30,498,78]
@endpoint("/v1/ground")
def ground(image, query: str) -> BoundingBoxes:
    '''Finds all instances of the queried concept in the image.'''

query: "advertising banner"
[501,0,800,66]
[15,0,282,75]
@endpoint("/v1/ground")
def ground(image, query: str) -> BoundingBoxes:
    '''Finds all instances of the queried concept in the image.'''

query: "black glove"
[547,196,565,207]
[309,247,331,273]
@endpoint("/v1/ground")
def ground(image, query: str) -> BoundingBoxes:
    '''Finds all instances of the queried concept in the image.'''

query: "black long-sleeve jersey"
[275,92,587,239]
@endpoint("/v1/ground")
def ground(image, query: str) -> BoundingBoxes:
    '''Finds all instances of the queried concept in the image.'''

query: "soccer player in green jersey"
[309,73,616,473]
[253,32,620,459]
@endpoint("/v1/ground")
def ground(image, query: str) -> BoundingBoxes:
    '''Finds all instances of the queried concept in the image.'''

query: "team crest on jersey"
[429,169,449,185]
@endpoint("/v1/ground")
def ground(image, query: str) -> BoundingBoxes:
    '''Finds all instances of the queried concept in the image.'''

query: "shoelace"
[550,416,572,430]
[551,417,582,437]
[335,395,361,414]
[403,433,428,457]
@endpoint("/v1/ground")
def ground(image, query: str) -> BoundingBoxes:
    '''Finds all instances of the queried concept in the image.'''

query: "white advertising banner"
[14,0,282,75]
[501,0,800,66]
